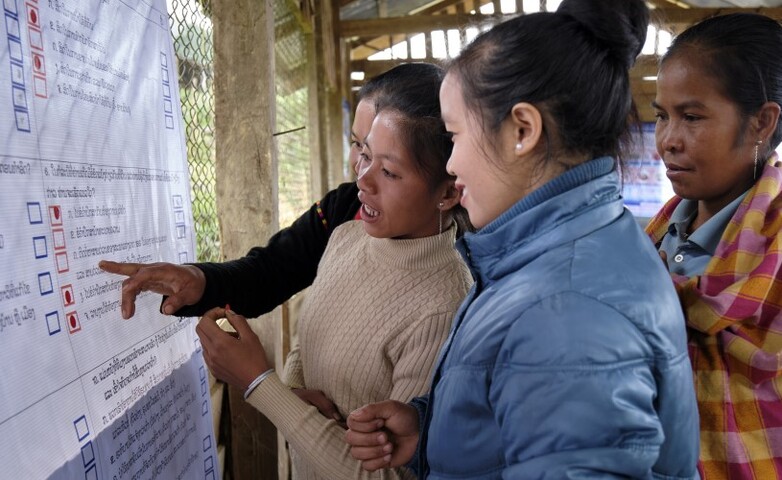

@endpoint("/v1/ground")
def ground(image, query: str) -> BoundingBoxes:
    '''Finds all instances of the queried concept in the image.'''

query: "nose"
[356,157,376,194]
[657,123,682,154]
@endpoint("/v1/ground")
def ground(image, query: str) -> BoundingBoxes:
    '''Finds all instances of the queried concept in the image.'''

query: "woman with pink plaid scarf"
[647,13,782,480]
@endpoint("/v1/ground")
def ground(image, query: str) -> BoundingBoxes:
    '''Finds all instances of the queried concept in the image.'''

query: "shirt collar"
[667,192,749,255]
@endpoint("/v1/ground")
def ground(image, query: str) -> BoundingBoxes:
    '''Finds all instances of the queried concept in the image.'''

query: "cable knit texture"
[248,220,472,480]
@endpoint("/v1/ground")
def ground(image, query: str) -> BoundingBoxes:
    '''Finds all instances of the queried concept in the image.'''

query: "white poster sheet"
[0,0,219,478]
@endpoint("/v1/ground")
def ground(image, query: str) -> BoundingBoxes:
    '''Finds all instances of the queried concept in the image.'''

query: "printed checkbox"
[37,272,52,295]
[85,464,97,480]
[205,470,215,480]
[176,225,186,239]
[200,379,207,396]
[14,109,30,132]
[172,195,183,208]
[163,98,172,113]
[12,85,26,109]
[4,0,18,15]
[27,202,42,224]
[52,228,65,250]
[199,365,206,381]
[32,235,47,258]
[174,210,185,225]
[31,51,44,74]
[8,38,22,62]
[5,13,19,38]
[33,74,46,98]
[48,205,62,226]
[161,67,169,84]
[25,3,38,28]
[202,435,211,452]
[45,311,60,335]
[27,26,42,50]
[61,284,74,307]
[10,60,23,84]
[165,115,174,129]
[81,441,94,467]
[55,251,69,273]
[162,83,170,98]
[204,456,213,472]
[160,52,167,67]
[201,399,208,416]
[73,415,89,441]
[66,311,81,334]
[178,251,188,263]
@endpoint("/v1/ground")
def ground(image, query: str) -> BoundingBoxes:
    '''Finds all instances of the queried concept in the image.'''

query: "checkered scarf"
[645,154,782,479]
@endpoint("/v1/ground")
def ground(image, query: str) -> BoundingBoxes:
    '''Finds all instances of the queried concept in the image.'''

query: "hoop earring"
[754,140,762,180]
[438,202,444,235]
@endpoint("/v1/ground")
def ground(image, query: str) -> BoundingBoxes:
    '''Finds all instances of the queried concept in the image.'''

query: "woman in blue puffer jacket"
[345,0,700,478]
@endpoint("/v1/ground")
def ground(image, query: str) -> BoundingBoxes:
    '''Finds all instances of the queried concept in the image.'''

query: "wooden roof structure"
[334,0,782,121]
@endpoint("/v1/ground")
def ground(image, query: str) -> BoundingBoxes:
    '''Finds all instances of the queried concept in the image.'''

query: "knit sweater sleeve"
[172,182,360,318]
[281,345,305,390]
[247,374,413,480]
[386,310,454,403]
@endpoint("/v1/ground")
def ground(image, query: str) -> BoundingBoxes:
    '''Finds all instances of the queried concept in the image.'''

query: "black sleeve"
[174,182,361,318]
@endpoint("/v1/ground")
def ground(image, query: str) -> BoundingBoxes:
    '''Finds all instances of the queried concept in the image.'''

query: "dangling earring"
[514,142,524,155]
[438,202,444,235]
[754,140,763,180]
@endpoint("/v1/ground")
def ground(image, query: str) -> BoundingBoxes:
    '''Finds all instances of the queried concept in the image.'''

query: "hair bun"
[557,0,649,69]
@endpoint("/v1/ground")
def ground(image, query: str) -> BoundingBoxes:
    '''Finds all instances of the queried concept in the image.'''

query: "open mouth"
[362,203,379,218]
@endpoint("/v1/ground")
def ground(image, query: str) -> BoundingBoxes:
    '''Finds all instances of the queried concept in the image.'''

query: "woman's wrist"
[244,368,275,399]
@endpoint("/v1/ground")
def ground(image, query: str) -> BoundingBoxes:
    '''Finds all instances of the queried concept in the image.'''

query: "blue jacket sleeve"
[406,394,430,476]
[489,291,686,479]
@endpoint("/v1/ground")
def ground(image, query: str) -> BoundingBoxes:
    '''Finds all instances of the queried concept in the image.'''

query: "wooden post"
[212,0,282,478]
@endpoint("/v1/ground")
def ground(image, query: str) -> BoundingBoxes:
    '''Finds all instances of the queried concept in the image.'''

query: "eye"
[683,114,701,122]
[351,140,362,150]
[653,111,667,121]
[382,168,398,179]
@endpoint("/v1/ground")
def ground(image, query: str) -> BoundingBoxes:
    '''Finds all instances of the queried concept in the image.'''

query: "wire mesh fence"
[168,0,219,262]
[168,0,312,262]
[273,0,311,228]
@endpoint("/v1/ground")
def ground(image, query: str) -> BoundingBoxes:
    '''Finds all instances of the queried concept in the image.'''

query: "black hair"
[367,63,472,234]
[447,0,649,167]
[662,13,782,156]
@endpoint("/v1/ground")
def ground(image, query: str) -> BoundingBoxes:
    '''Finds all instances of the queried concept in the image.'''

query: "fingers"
[98,260,143,277]
[358,456,392,472]
[345,429,388,449]
[224,309,254,339]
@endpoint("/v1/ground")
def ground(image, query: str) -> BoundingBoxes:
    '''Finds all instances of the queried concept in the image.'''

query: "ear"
[437,179,461,211]
[753,101,781,146]
[507,102,544,158]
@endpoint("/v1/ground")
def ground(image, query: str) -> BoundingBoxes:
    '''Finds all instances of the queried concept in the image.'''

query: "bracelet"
[244,368,275,400]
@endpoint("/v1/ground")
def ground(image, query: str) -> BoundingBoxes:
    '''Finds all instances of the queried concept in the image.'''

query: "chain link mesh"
[274,0,311,228]
[168,0,310,261]
[168,0,219,262]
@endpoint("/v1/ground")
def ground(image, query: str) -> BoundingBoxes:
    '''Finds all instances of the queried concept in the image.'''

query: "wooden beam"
[340,13,510,38]
[340,8,782,39]
[652,7,782,25]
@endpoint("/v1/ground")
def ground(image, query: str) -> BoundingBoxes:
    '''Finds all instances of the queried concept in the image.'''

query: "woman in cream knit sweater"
[196,63,472,480]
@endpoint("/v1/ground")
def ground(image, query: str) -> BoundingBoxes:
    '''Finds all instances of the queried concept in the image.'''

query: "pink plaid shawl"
[646,155,782,479]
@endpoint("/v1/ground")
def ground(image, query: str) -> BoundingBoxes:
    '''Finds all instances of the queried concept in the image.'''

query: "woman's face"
[356,110,442,239]
[349,99,376,174]
[440,73,523,229]
[653,55,756,212]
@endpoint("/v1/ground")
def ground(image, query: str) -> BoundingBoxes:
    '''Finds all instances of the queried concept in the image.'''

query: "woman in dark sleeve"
[99,63,432,319]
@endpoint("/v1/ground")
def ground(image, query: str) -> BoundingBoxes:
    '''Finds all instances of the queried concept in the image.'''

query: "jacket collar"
[456,157,624,284]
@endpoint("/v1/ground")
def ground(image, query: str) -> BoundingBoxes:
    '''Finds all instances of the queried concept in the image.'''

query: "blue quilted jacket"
[412,157,700,479]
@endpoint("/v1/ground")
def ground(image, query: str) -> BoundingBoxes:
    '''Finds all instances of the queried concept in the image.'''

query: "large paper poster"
[0,0,219,478]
